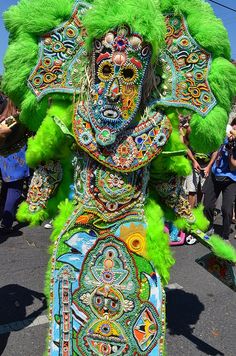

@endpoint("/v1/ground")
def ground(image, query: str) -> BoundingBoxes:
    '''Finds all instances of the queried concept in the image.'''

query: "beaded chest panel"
[73,104,171,173]
[47,149,166,355]
[72,153,148,222]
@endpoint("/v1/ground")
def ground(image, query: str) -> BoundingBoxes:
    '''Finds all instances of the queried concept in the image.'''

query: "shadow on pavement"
[166,288,224,356]
[0,284,47,355]
[0,229,23,245]
[213,223,223,237]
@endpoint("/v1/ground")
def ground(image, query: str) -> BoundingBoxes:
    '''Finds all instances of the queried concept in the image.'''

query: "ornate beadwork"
[156,176,195,223]
[27,161,62,212]
[89,26,152,146]
[73,103,171,172]
[28,1,90,99]
[49,229,165,355]
[114,222,147,256]
[150,14,217,116]
[72,153,148,222]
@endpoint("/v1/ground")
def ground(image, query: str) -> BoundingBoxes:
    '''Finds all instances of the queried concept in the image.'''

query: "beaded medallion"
[73,154,148,221]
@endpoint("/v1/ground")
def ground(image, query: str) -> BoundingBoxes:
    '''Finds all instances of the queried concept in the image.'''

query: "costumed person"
[2,0,236,354]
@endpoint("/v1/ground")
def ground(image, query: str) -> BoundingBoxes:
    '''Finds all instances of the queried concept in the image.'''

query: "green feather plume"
[145,195,175,285]
[209,235,236,263]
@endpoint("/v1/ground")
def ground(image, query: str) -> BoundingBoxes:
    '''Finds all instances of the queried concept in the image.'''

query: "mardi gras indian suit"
[2,0,236,354]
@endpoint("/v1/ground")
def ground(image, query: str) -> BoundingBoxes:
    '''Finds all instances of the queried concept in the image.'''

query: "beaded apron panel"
[49,231,165,355]
[48,154,165,355]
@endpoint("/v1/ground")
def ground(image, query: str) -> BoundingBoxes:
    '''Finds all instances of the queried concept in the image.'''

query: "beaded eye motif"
[89,26,151,146]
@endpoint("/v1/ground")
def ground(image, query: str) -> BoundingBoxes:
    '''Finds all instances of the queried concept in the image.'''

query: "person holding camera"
[0,93,30,238]
[203,118,236,240]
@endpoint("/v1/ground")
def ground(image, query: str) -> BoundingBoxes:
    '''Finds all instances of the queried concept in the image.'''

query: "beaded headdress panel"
[28,0,217,118]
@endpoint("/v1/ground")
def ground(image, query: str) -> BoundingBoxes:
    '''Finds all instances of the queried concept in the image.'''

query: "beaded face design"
[89,26,151,146]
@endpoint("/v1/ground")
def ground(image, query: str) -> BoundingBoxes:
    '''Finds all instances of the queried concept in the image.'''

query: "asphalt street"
[0,217,235,356]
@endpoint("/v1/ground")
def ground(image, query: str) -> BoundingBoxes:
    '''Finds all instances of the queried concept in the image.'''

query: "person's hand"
[229,129,236,141]
[0,124,12,145]
[204,165,211,177]
[193,160,201,172]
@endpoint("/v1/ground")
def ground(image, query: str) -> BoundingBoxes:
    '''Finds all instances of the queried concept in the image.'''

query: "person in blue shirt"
[0,95,30,237]
[203,120,236,240]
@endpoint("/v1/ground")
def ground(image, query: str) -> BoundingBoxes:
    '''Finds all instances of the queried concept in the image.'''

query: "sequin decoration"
[73,103,171,172]
[28,1,90,99]
[151,14,217,116]
[26,161,62,212]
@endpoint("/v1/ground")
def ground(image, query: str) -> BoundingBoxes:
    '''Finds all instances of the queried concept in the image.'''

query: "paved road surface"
[0,218,235,356]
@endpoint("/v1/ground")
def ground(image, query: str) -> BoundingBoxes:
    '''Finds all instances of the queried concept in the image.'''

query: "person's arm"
[227,129,236,170]
[17,160,63,225]
[204,151,218,177]
[186,148,201,172]
[0,125,12,146]
[229,153,236,170]
[26,161,62,213]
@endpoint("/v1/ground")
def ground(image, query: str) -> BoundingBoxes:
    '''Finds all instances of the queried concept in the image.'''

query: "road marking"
[166,283,184,290]
[0,315,48,335]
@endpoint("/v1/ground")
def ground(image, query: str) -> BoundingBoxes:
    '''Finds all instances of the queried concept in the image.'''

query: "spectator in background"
[0,95,30,238]
[203,126,236,240]
[184,149,217,208]
[179,114,217,208]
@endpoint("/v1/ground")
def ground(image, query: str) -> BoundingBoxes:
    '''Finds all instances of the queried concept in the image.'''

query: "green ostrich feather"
[145,195,175,285]
[209,235,236,263]
[83,0,166,60]
[16,201,49,226]
[25,100,73,167]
